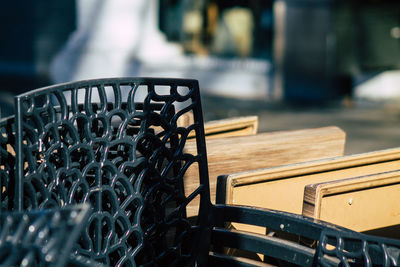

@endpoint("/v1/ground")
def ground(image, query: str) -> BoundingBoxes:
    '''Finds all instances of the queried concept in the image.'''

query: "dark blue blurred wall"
[0,1,76,116]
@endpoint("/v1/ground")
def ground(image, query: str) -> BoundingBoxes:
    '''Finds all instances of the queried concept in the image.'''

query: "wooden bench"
[217,147,400,235]
[184,126,346,217]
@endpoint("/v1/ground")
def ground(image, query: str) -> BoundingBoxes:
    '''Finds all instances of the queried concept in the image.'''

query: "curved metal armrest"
[210,226,317,266]
[210,204,399,266]
[212,204,355,240]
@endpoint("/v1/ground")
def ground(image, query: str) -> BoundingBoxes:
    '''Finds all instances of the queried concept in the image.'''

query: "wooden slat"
[178,112,259,139]
[184,126,346,217]
[218,147,400,234]
[201,116,258,139]
[303,170,400,233]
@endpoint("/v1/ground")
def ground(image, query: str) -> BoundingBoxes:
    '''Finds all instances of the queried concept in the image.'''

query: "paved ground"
[201,94,400,155]
[2,83,399,156]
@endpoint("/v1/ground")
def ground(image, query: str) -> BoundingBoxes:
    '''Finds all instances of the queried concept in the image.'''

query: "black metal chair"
[0,204,91,267]
[0,115,16,212]
[10,77,400,266]
[13,78,208,266]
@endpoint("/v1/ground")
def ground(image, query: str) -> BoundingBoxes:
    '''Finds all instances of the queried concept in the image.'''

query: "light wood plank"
[218,147,400,234]
[201,116,258,139]
[178,112,259,139]
[304,170,400,233]
[185,126,346,217]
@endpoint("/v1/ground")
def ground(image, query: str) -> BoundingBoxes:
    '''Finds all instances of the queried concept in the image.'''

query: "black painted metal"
[317,229,400,266]
[0,115,16,211]
[14,78,210,266]
[211,227,316,265]
[0,204,91,267]
[6,77,400,266]
[212,204,354,241]
[209,204,400,266]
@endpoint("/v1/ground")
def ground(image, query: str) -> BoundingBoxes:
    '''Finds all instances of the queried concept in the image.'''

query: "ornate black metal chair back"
[14,78,211,266]
[0,204,91,267]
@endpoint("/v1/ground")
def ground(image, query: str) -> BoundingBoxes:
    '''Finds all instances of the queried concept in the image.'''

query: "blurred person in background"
[50,0,184,83]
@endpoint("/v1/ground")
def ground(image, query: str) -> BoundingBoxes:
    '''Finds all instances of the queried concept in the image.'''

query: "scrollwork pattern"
[15,78,209,266]
[318,229,400,266]
[0,116,16,211]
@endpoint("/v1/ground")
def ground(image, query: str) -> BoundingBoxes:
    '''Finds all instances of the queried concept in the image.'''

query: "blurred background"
[0,0,399,154]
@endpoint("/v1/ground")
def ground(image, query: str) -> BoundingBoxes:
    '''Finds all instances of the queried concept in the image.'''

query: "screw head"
[348,198,353,205]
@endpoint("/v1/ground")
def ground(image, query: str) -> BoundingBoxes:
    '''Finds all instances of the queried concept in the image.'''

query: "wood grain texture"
[222,148,400,211]
[184,126,346,217]
[200,116,258,139]
[179,113,259,139]
[303,170,400,232]
[219,147,400,235]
